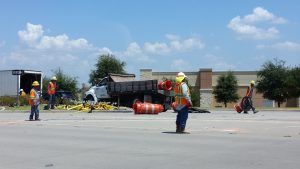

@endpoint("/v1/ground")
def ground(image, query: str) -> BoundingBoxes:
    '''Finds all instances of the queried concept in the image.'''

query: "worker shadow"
[161,131,183,134]
[162,131,180,134]
[162,131,190,134]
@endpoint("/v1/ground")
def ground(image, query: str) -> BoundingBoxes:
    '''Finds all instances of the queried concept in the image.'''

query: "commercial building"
[140,69,299,108]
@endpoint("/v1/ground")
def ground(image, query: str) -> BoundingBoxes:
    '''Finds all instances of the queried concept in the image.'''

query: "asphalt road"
[0,110,300,169]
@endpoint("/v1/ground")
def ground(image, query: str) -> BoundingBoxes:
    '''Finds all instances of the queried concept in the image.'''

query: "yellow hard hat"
[32,81,40,86]
[51,76,57,81]
[250,80,255,85]
[176,72,187,83]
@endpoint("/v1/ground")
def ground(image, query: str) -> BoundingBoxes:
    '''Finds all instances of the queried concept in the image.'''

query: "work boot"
[253,110,259,114]
[243,111,248,114]
[29,115,33,121]
[176,125,180,133]
[178,127,190,134]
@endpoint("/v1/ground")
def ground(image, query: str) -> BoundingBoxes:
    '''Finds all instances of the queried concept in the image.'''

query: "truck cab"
[85,77,111,103]
[95,77,111,99]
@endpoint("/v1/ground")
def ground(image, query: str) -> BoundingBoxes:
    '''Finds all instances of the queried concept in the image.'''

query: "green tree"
[190,86,200,107]
[89,54,126,85]
[213,71,239,107]
[43,68,79,98]
[286,66,300,98]
[256,59,288,107]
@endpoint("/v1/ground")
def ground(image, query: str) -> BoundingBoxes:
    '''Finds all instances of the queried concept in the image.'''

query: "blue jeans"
[48,94,55,109]
[176,106,189,128]
[30,105,39,120]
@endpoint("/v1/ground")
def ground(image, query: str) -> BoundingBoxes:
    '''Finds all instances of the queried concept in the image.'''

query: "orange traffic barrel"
[158,80,173,91]
[133,102,164,114]
[171,102,177,111]
[234,102,243,113]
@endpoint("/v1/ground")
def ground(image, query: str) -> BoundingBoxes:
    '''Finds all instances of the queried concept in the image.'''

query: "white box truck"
[0,70,43,97]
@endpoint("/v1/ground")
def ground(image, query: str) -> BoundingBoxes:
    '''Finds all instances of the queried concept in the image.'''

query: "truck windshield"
[97,78,108,86]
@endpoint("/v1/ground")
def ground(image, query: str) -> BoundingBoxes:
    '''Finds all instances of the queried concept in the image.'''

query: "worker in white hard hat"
[29,81,41,120]
[47,76,58,110]
[19,89,26,97]
[174,72,192,133]
[243,80,258,114]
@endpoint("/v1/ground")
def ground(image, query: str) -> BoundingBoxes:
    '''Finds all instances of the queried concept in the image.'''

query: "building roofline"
[0,69,42,74]
[213,70,258,75]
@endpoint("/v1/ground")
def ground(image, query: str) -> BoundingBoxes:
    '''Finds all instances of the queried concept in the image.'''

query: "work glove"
[186,101,193,108]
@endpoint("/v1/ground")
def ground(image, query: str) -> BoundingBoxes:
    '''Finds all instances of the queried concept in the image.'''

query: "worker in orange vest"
[28,81,40,121]
[174,72,193,133]
[47,76,57,109]
[19,89,26,97]
[243,80,259,114]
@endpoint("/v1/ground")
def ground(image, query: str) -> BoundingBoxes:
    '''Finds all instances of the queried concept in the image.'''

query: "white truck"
[84,73,173,110]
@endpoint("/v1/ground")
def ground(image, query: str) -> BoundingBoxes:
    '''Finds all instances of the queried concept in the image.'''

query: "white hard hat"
[177,72,187,78]
[51,76,57,81]
[20,89,23,92]
[176,72,187,83]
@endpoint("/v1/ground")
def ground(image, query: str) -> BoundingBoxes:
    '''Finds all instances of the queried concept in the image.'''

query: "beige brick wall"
[140,69,153,80]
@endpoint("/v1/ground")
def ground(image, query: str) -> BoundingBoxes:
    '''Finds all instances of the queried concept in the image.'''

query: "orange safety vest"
[174,82,190,106]
[246,86,253,97]
[28,88,39,106]
[48,82,56,95]
[20,91,26,97]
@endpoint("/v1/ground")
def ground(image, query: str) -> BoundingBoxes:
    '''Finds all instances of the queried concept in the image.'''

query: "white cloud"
[37,34,91,50]
[165,34,180,41]
[203,54,236,70]
[117,42,153,63]
[171,59,190,71]
[170,38,204,50]
[124,42,143,56]
[147,34,205,54]
[257,41,300,51]
[98,47,112,55]
[228,7,286,40]
[18,23,44,46]
[244,7,287,24]
[3,22,207,83]
[118,35,204,62]
[144,42,170,54]
[18,22,92,50]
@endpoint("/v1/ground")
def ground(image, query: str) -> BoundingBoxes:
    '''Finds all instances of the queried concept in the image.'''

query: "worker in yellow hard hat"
[47,76,58,110]
[243,80,258,114]
[28,81,41,121]
[174,72,192,133]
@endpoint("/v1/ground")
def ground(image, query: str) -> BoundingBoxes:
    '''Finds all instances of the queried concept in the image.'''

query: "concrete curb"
[0,109,134,113]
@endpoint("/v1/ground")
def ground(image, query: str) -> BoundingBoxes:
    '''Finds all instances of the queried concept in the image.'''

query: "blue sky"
[0,0,299,84]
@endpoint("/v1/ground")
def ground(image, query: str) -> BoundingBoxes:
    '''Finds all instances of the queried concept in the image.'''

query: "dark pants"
[30,105,39,120]
[243,97,256,112]
[48,94,55,109]
[176,106,189,129]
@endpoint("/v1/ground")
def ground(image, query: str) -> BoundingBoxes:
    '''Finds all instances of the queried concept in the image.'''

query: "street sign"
[12,70,24,75]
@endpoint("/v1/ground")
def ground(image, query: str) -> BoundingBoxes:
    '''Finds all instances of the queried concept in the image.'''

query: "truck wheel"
[85,95,95,104]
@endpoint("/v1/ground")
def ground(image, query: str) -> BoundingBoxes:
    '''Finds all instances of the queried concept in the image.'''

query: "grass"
[4,104,48,111]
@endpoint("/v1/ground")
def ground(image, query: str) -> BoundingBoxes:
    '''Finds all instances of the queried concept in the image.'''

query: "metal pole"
[17,75,20,107]
[117,95,120,110]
